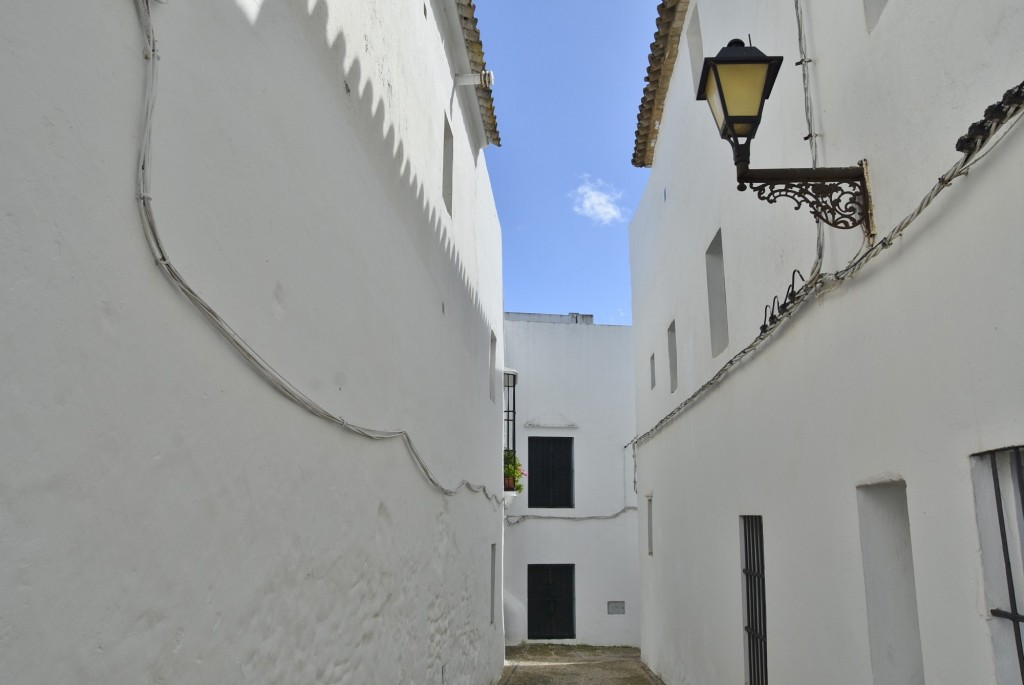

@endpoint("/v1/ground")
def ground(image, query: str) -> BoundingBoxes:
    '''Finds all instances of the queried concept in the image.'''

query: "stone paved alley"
[498,645,666,685]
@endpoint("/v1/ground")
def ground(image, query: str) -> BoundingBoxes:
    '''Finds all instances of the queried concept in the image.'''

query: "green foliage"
[503,449,526,493]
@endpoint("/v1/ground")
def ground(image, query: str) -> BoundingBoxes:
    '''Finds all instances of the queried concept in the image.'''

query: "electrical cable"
[131,0,502,507]
[505,506,638,527]
[628,83,1024,450]
[793,0,827,283]
[632,441,639,494]
[962,111,1023,173]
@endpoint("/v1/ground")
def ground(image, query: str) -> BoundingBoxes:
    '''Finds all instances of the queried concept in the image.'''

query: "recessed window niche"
[705,229,729,357]
[685,5,704,95]
[863,0,889,32]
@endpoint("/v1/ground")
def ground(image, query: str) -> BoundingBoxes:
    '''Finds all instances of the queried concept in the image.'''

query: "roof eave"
[632,0,689,167]
[455,0,501,147]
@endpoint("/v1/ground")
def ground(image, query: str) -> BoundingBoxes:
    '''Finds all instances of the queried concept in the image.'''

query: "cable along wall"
[131,0,503,506]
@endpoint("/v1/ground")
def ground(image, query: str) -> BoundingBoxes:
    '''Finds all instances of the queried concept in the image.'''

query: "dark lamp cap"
[714,38,775,62]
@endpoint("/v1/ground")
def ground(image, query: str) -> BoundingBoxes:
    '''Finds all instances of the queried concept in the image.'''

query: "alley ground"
[498,644,666,685]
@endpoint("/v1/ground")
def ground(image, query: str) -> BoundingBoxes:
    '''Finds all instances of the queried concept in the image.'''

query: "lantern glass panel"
[706,69,727,135]
[716,63,771,137]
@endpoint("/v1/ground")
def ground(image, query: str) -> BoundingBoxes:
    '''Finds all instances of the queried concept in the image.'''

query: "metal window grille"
[742,515,767,685]
[975,445,1024,684]
[503,371,517,452]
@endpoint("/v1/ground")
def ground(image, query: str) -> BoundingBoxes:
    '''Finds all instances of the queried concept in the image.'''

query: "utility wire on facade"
[793,0,827,283]
[505,506,637,527]
[131,0,502,507]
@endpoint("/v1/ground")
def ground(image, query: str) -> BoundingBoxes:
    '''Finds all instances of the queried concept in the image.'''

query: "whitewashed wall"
[630,1,1024,684]
[0,1,505,683]
[503,314,639,646]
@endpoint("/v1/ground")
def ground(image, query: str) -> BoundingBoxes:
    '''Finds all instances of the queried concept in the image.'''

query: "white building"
[0,1,506,683]
[502,313,639,646]
[629,1,1024,685]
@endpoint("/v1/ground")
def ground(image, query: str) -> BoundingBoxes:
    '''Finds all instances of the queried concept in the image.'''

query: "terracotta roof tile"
[632,0,689,167]
[456,0,501,146]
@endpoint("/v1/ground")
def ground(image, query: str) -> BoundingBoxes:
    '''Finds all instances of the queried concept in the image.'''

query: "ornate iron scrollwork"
[742,179,867,230]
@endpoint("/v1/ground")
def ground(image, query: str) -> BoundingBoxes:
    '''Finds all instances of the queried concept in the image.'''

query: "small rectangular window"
[863,0,889,32]
[607,601,626,615]
[647,496,654,555]
[650,354,656,389]
[667,321,678,393]
[490,543,497,625]
[706,229,729,357]
[528,437,573,508]
[489,332,497,402]
[741,515,766,685]
[442,115,454,215]
[685,5,704,95]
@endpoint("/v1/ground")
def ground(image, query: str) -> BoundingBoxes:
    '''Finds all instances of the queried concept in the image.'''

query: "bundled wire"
[631,80,1024,449]
[132,0,502,506]
[506,506,637,527]
[793,0,827,283]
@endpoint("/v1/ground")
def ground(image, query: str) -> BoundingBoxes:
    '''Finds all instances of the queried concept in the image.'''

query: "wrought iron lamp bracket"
[735,160,872,235]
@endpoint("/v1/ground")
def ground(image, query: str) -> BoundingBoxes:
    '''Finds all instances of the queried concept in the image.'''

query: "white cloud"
[571,176,626,225]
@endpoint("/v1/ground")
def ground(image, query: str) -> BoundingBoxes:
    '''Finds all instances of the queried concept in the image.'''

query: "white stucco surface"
[629,1,1024,684]
[503,315,639,646]
[0,1,505,682]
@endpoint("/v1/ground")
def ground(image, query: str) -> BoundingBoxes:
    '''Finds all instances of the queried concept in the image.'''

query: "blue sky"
[475,1,655,325]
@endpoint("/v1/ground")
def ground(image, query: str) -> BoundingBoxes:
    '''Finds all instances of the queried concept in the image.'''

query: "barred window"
[503,371,517,451]
[741,515,766,685]
[972,445,1024,685]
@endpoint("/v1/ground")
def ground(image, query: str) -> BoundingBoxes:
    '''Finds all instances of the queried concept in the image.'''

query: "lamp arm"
[733,160,871,233]
[735,163,865,186]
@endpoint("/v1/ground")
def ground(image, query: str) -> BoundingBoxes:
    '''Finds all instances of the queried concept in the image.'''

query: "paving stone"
[498,644,666,685]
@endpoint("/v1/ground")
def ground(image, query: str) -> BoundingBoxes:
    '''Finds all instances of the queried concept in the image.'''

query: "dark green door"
[527,564,575,639]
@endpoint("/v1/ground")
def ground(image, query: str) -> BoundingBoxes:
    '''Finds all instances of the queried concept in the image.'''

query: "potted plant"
[503,449,526,493]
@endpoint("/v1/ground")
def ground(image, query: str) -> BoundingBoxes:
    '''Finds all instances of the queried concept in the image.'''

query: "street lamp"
[697,39,871,233]
[697,39,783,162]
